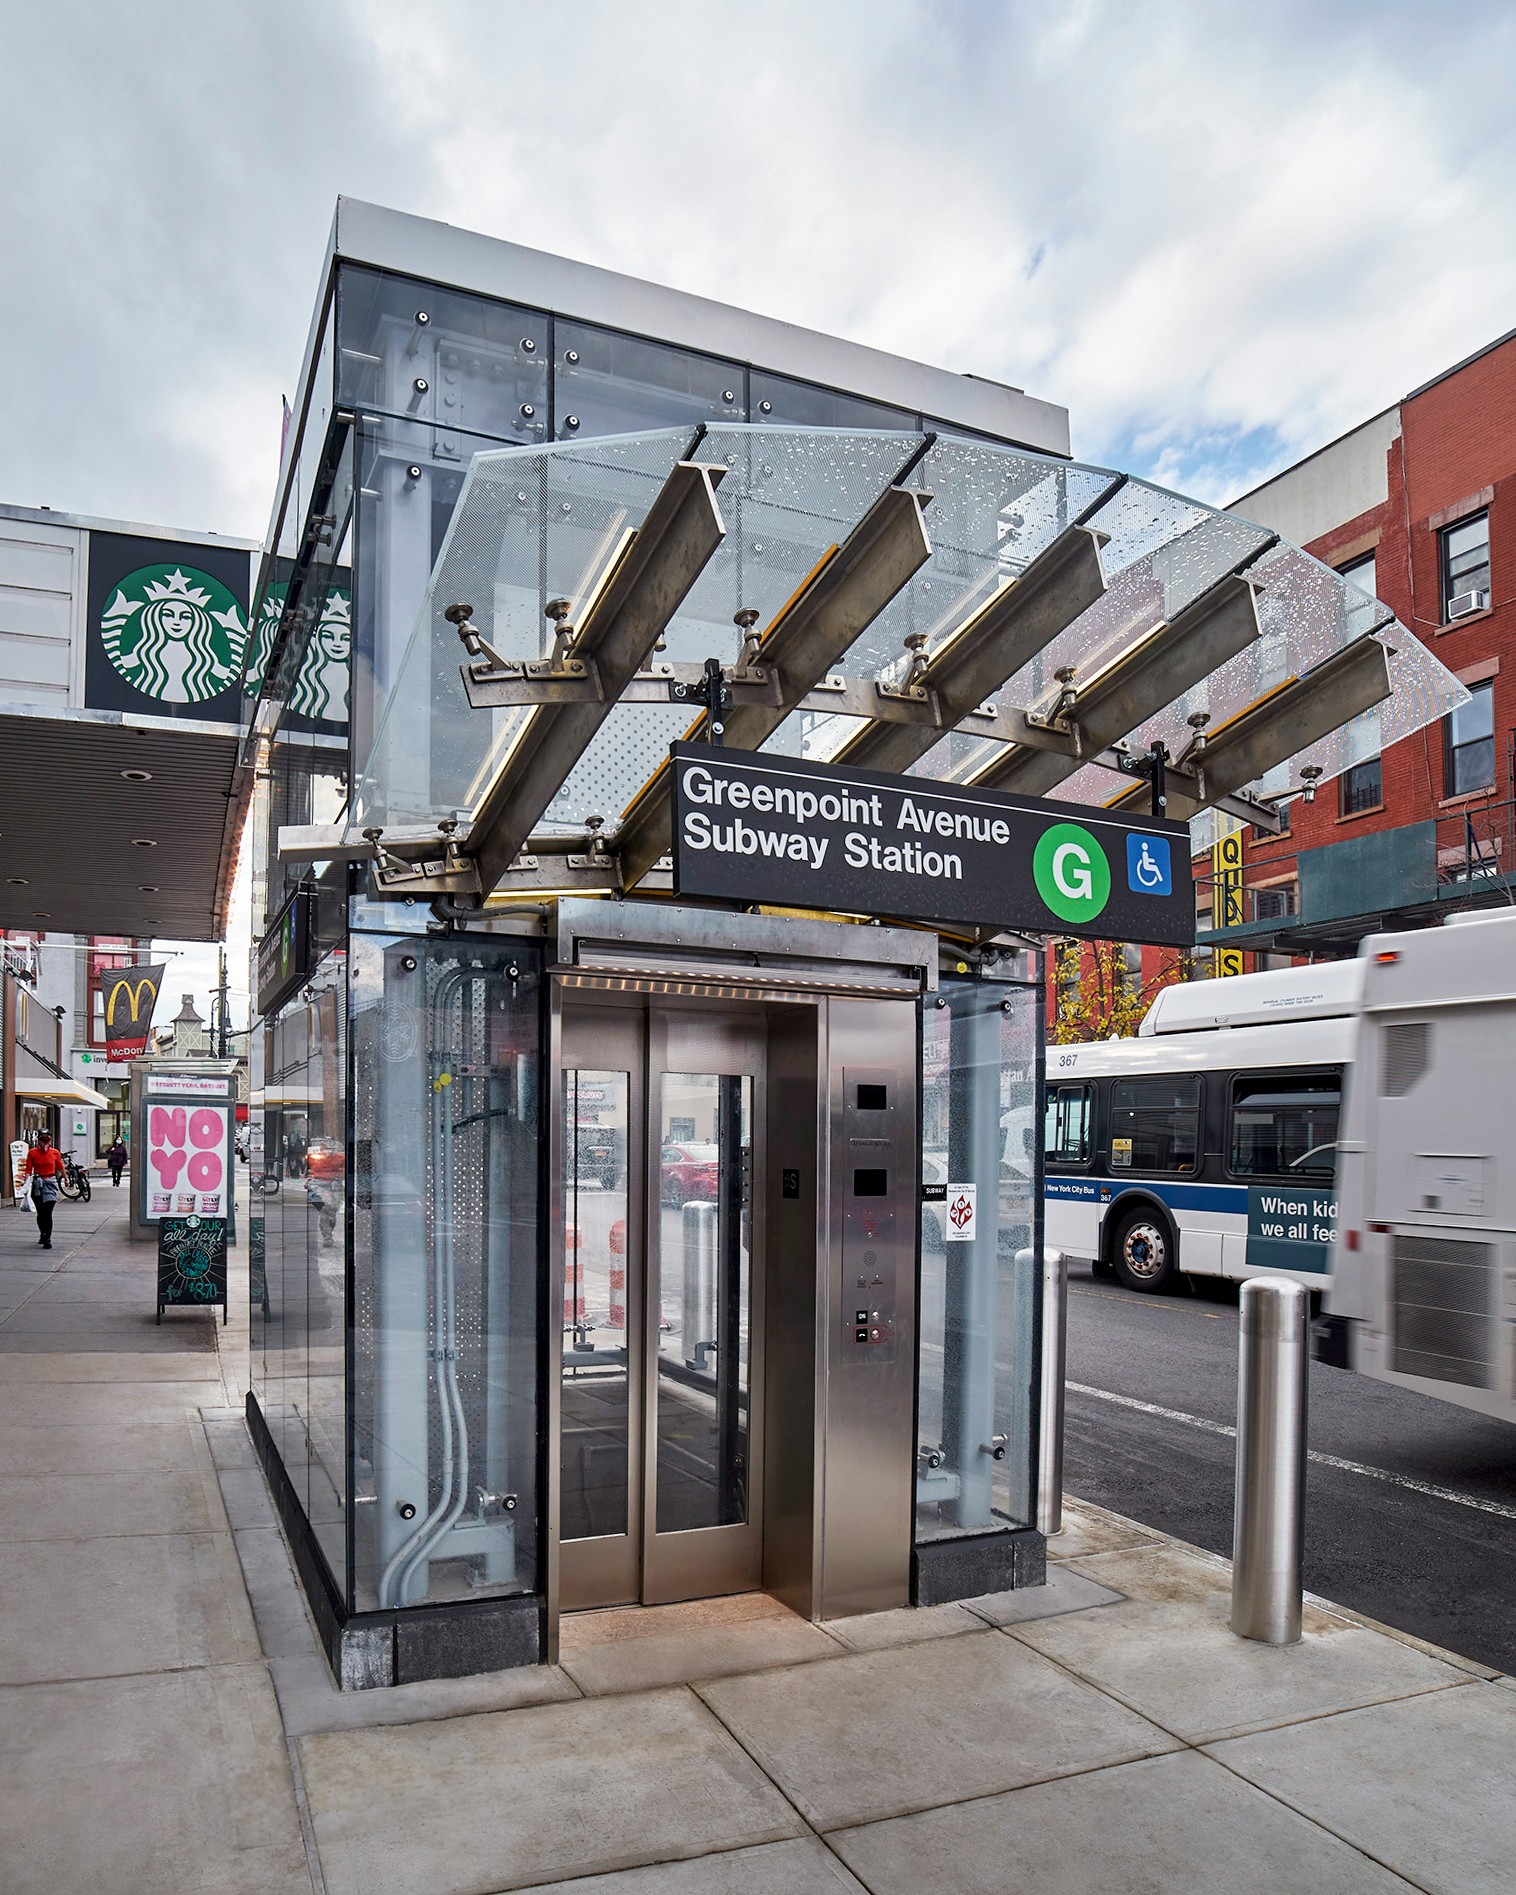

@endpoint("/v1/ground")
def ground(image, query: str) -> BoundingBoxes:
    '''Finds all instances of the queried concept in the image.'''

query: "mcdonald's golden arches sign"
[103,964,166,1061]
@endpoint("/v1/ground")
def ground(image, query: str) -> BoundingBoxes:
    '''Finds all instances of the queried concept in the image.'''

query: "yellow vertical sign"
[1212,828,1245,978]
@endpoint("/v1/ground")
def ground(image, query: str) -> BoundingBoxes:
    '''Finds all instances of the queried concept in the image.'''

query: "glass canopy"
[351,424,1465,845]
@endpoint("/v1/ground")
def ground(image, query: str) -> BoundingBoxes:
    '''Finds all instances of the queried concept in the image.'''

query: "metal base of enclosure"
[247,1393,544,1689]
[912,1527,1046,1606]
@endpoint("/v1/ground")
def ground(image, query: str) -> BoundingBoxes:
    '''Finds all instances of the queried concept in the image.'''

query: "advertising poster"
[143,1100,231,1221]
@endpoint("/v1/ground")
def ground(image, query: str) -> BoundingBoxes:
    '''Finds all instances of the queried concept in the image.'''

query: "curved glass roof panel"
[348,424,1466,851]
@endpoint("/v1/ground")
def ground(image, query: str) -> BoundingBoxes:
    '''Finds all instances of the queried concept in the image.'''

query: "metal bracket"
[363,822,483,898]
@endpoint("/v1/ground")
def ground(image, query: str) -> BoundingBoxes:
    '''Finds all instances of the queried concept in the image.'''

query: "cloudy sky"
[6,0,1516,1009]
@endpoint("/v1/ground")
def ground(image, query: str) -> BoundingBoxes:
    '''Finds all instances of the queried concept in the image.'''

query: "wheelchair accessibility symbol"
[1126,833,1172,896]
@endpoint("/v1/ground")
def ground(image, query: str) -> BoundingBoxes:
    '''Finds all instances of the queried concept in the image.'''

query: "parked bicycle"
[58,1155,92,1203]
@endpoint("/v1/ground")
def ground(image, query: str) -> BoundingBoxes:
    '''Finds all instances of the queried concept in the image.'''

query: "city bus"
[1044,961,1363,1293]
[1327,909,1516,1422]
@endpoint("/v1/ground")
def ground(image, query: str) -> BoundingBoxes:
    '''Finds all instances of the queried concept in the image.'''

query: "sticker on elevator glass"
[922,1182,947,1202]
[1126,832,1172,897]
[945,1183,977,1240]
[1032,823,1111,925]
[782,1167,800,1198]
[1111,1137,1133,1169]
[98,564,249,704]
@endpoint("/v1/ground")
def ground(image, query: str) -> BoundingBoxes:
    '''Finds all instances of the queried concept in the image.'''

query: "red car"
[659,1142,719,1206]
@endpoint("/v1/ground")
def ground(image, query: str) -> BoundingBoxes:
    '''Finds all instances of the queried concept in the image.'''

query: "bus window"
[1109,1077,1200,1173]
[1044,1085,1092,1166]
[1229,1075,1340,1182]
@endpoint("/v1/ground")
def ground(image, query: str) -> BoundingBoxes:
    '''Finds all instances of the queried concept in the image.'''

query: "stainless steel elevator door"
[558,1002,766,1612]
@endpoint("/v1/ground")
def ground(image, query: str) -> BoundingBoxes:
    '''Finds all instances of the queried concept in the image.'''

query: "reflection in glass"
[916,979,1038,1543]
[560,1071,631,1542]
[656,1074,752,1534]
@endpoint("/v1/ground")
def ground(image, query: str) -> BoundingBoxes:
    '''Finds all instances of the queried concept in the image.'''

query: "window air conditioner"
[1447,589,1489,619]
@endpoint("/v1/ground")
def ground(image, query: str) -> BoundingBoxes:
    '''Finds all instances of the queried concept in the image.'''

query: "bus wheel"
[1111,1209,1177,1293]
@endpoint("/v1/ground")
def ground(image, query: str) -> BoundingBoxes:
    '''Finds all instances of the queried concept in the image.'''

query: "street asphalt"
[1063,1260,1516,1674]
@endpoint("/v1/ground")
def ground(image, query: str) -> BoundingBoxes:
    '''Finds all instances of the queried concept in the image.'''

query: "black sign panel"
[257,886,314,1016]
[157,1215,228,1322]
[85,530,253,725]
[670,744,1194,946]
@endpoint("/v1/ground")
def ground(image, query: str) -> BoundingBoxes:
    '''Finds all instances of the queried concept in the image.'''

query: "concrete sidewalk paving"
[5,1188,1516,1894]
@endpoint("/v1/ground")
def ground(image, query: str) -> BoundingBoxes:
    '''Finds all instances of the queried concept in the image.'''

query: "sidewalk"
[5,1190,1516,1893]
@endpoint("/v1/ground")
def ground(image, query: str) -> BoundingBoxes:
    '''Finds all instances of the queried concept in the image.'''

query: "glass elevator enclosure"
[244,222,1056,1686]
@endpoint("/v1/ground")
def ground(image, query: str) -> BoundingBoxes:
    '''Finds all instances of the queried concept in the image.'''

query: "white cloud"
[4,0,1516,528]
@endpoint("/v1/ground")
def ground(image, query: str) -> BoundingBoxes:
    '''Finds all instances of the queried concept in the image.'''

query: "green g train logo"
[100,565,249,704]
[1032,822,1112,924]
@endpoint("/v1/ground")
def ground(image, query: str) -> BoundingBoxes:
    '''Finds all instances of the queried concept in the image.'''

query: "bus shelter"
[244,204,1464,1686]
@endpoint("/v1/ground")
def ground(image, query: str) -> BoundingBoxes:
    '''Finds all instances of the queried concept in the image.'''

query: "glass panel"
[1339,553,1376,602]
[1110,1077,1200,1173]
[337,265,550,444]
[556,322,744,438]
[751,369,914,432]
[1444,513,1490,610]
[1340,757,1382,814]
[917,979,1038,1543]
[1044,1085,1090,1164]
[1229,1076,1340,1182]
[656,1073,752,1533]
[350,934,542,1612]
[560,1070,632,1543]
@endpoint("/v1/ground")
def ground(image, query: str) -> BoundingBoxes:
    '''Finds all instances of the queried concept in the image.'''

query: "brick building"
[1202,326,1516,960]
[1044,327,1516,1034]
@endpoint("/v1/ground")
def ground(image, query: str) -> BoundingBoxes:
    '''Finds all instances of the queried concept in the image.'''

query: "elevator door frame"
[552,992,768,1624]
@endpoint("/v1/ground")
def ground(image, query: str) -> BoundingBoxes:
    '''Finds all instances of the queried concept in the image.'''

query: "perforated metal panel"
[1381,1021,1430,1097]
[1391,1233,1495,1388]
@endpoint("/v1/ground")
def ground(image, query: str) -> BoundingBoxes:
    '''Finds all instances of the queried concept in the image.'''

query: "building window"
[1109,1076,1201,1174]
[1229,1074,1340,1182]
[1044,1084,1092,1166]
[1445,679,1495,797]
[1339,552,1376,602]
[1441,513,1490,621]
[1252,883,1297,921]
[1253,802,1290,841]
[1340,756,1382,814]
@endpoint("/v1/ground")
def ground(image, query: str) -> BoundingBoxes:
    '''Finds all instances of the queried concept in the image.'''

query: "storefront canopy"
[17,1075,114,1110]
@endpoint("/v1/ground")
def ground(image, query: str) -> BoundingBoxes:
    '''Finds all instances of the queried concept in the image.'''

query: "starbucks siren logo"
[100,565,249,704]
[246,583,350,725]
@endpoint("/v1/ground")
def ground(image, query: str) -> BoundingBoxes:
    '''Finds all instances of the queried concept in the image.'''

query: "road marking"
[1069,1285,1223,1320]
[1068,1381,1516,1524]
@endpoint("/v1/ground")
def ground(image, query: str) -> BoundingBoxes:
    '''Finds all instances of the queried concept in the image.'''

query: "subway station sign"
[670,744,1194,945]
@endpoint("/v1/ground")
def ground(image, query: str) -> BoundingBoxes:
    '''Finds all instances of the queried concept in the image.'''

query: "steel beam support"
[829,522,1109,775]
[468,460,727,896]
[616,482,933,887]
[964,571,1264,799]
[1103,636,1393,821]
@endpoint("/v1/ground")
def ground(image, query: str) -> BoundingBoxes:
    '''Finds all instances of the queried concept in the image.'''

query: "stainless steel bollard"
[1036,1247,1067,1539]
[1231,1277,1309,1644]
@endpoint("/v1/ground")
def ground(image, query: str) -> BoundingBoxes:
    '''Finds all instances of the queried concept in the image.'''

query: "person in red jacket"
[20,1130,66,1250]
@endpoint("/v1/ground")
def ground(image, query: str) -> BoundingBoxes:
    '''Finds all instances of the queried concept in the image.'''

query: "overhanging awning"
[16,1076,114,1109]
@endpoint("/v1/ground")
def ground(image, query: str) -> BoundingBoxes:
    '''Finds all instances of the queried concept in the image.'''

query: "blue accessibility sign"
[1126,832,1172,897]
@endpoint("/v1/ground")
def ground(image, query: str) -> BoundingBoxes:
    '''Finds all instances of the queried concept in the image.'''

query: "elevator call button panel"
[842,1067,902,1362]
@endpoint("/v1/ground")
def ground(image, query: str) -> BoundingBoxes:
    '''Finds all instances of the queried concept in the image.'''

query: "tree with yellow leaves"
[1049,939,1188,1044]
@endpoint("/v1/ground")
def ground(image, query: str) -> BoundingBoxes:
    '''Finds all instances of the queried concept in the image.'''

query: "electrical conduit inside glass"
[377,969,472,1608]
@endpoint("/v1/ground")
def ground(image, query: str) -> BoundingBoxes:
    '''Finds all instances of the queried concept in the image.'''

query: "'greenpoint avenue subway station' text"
[679,762,1017,879]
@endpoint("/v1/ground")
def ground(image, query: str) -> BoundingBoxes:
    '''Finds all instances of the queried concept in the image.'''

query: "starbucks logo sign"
[100,564,249,704]
[245,583,351,724]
